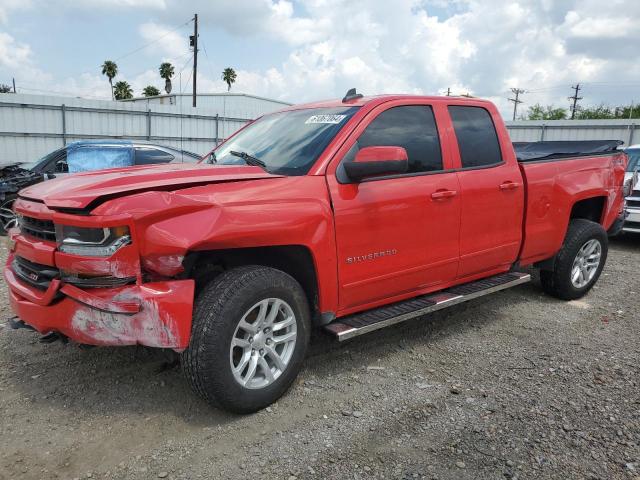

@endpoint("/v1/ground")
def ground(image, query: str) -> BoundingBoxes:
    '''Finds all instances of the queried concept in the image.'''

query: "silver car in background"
[624,145,640,233]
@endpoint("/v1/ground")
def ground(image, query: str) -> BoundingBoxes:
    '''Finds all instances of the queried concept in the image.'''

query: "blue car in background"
[0,140,200,233]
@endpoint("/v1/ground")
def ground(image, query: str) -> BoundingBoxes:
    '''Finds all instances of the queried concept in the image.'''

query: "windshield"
[23,147,65,171]
[212,106,359,175]
[627,148,640,172]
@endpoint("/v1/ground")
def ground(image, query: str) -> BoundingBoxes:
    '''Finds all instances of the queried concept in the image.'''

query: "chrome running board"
[324,272,531,341]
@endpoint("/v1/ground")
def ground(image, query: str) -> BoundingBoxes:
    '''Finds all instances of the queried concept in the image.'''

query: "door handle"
[431,189,458,200]
[499,181,520,191]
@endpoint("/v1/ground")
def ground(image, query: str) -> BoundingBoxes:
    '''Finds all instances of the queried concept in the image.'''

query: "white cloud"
[0,0,31,23]
[3,0,640,119]
[0,32,53,88]
[138,21,190,60]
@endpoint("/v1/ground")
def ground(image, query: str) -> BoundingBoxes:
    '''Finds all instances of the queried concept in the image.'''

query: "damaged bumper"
[5,252,195,350]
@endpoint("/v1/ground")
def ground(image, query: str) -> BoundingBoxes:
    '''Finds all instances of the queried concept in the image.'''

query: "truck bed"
[517,148,627,266]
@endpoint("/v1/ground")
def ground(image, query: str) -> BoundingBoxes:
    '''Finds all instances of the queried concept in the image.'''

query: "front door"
[326,102,461,312]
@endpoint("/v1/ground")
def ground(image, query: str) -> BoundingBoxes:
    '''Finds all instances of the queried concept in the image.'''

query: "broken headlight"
[55,225,131,257]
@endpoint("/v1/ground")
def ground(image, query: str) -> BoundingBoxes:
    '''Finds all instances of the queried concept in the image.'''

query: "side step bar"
[324,272,531,341]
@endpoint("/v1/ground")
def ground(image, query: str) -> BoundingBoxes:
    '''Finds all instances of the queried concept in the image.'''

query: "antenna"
[508,88,525,121]
[342,88,363,103]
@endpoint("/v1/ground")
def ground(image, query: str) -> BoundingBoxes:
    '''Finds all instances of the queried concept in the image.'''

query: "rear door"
[326,101,461,312]
[447,105,524,277]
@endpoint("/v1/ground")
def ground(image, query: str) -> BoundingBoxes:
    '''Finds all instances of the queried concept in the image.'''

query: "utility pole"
[446,87,451,96]
[191,13,198,108]
[12,77,16,93]
[568,83,582,120]
[508,88,525,121]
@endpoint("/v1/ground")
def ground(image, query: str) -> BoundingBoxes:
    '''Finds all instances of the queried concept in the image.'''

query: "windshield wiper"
[230,150,267,170]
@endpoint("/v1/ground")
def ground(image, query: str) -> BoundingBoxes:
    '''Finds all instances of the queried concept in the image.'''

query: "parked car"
[4,91,629,413]
[622,144,640,233]
[0,140,200,233]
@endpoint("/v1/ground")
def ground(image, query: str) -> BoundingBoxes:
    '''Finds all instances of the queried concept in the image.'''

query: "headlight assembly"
[55,224,131,257]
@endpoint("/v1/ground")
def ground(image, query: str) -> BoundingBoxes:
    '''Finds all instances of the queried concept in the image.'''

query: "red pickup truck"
[5,91,629,413]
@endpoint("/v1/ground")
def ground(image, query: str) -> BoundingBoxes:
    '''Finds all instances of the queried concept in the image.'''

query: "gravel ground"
[0,234,639,480]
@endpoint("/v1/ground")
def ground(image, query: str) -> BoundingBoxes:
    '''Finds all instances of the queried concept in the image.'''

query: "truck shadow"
[609,231,640,252]
[3,235,634,424]
[305,282,540,375]
[0,281,556,423]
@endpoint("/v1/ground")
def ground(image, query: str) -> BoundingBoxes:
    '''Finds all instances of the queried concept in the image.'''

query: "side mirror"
[343,146,408,182]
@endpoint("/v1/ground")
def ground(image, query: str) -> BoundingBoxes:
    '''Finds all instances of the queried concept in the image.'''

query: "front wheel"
[540,219,608,300]
[182,266,311,413]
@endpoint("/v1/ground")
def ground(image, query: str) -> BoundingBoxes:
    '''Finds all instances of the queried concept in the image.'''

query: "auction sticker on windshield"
[305,114,347,124]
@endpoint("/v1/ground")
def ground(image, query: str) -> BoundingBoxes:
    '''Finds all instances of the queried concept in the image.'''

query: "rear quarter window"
[134,148,175,165]
[449,106,502,168]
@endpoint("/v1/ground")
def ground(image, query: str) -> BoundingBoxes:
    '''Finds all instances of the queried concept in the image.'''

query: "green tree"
[615,104,640,119]
[113,81,133,100]
[0,84,13,93]
[575,104,616,120]
[221,67,237,91]
[524,103,567,120]
[142,85,160,97]
[159,62,175,94]
[101,60,118,100]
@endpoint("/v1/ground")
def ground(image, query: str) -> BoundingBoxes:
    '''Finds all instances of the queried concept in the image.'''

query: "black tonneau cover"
[513,140,623,162]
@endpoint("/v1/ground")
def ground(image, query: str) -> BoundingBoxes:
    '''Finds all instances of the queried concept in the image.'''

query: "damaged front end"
[5,198,195,351]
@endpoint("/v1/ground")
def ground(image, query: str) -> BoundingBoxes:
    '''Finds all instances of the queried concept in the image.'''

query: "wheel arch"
[569,195,607,224]
[183,245,322,323]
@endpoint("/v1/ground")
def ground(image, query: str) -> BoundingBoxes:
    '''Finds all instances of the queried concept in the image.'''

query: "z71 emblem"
[346,249,397,264]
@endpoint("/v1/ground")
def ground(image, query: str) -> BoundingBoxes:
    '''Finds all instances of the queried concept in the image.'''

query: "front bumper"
[623,207,640,233]
[5,252,195,350]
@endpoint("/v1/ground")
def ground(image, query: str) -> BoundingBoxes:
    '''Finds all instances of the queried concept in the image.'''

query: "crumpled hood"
[19,163,281,209]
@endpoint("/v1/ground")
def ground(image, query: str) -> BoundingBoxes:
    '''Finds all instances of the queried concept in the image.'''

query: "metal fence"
[0,94,258,164]
[3,95,638,165]
[506,119,638,145]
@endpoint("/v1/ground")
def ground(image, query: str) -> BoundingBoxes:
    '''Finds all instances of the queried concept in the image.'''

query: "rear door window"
[448,106,502,168]
[356,105,443,173]
[134,147,174,165]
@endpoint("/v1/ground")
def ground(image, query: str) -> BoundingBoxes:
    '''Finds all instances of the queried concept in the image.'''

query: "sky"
[0,0,639,118]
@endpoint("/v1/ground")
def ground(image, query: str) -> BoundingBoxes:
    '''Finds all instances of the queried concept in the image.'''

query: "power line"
[508,88,525,121]
[112,18,192,62]
[200,39,217,83]
[568,83,583,119]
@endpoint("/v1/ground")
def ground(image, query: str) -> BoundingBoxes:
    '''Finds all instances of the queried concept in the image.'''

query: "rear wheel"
[540,219,608,300]
[182,266,311,413]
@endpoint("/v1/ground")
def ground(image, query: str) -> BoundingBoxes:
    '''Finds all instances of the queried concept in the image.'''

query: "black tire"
[0,194,17,236]
[182,266,311,413]
[540,219,608,300]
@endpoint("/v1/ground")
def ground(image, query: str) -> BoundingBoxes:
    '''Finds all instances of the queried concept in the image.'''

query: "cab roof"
[278,94,493,112]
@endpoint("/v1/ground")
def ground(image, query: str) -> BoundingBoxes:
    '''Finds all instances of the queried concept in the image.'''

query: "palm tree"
[142,85,160,97]
[113,81,133,100]
[101,60,118,100]
[159,62,175,94]
[222,67,237,91]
